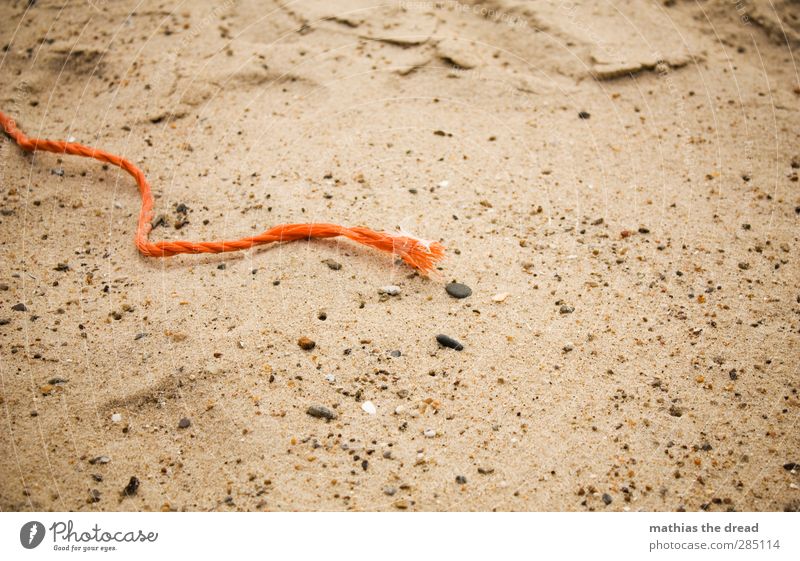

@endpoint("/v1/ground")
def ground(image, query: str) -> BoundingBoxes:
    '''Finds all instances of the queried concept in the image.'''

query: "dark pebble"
[445,282,472,299]
[436,334,463,351]
[123,476,140,496]
[784,462,798,471]
[455,475,467,484]
[578,111,591,119]
[322,259,342,270]
[178,417,191,429]
[11,303,27,312]
[559,305,575,314]
[602,493,613,505]
[307,405,337,420]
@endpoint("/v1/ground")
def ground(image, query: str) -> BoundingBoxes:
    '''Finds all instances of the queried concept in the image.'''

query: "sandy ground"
[0,0,798,512]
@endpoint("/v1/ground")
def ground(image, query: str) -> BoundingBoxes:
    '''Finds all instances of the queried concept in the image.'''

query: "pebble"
[423,428,436,438]
[492,292,509,302]
[178,417,191,429]
[324,374,336,383]
[306,405,337,420]
[445,282,472,299]
[111,413,122,423]
[578,111,591,119]
[383,486,397,496]
[361,401,377,415]
[11,303,27,312]
[455,475,468,484]
[379,285,401,296]
[322,258,341,270]
[297,336,316,350]
[602,493,613,505]
[437,180,450,188]
[123,476,140,497]
[436,333,464,351]
[89,456,110,465]
[559,305,575,314]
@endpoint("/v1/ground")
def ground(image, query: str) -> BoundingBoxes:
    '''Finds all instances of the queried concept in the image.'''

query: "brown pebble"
[298,336,316,350]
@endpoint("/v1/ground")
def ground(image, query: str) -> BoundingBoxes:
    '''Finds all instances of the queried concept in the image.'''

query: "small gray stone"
[178,417,191,429]
[307,405,337,420]
[445,282,472,299]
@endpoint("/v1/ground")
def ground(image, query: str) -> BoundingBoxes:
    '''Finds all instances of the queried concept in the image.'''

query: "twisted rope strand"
[0,111,445,274]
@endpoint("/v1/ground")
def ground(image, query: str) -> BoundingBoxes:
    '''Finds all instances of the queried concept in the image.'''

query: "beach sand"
[1,0,798,511]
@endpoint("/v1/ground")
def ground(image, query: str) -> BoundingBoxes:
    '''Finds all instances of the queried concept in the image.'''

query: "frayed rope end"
[389,235,446,276]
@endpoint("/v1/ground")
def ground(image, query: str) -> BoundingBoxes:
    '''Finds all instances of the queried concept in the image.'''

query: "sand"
[0,0,798,512]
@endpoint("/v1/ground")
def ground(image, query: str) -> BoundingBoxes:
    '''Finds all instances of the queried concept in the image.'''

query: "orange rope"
[0,111,445,274]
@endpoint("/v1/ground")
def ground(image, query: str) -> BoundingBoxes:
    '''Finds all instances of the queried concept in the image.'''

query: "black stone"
[436,334,463,351]
[123,476,140,496]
